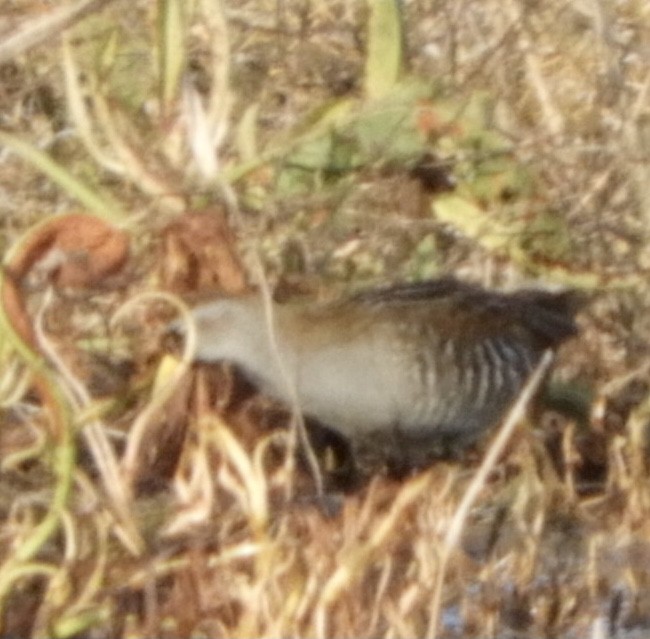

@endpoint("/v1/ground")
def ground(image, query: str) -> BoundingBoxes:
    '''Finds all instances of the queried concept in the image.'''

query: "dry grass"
[1,0,650,637]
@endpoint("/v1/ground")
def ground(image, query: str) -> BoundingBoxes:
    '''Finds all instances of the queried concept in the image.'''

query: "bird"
[170,277,583,481]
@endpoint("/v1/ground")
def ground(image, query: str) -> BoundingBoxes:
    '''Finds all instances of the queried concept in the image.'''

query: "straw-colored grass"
[1,0,649,637]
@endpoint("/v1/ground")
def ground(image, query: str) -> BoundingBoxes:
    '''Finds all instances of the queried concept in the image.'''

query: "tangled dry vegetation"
[0,0,649,637]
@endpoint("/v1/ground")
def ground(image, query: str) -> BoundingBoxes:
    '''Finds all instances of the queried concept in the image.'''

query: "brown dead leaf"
[10,212,129,289]
[0,213,130,440]
[3,212,130,347]
[160,209,248,295]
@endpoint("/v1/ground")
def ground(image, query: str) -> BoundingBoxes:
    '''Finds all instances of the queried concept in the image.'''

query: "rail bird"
[171,278,582,480]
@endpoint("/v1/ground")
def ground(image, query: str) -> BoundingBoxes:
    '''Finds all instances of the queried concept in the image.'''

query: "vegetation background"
[0,0,649,637]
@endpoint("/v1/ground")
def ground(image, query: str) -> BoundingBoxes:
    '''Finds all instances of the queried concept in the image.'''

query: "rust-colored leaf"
[160,209,248,295]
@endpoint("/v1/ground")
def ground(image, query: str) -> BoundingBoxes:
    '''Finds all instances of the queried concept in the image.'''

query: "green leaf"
[364,0,403,100]
[432,194,522,255]
[157,0,186,111]
[236,103,260,163]
[0,131,128,223]
[519,211,572,262]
